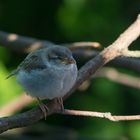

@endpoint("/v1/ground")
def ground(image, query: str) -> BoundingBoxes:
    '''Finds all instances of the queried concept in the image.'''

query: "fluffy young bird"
[7,45,78,118]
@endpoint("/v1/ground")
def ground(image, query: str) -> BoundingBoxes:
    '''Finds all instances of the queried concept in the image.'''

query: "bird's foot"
[37,98,49,120]
[54,98,64,112]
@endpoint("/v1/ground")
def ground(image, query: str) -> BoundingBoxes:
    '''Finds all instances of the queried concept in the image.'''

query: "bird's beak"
[68,58,76,64]
[63,58,76,64]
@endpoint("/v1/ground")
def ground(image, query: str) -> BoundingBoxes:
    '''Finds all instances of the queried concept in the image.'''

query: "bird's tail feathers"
[5,70,17,79]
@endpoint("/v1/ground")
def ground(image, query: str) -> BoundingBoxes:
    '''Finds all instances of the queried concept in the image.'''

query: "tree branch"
[0,14,140,133]
[0,100,59,134]
[0,31,140,73]
[0,94,33,117]
[0,31,101,53]
[95,67,140,89]
[67,14,140,96]
[73,50,140,73]
[0,31,53,53]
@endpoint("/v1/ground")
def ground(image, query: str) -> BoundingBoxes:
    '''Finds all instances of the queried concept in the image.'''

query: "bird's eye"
[51,55,59,59]
[48,53,65,62]
[52,55,64,60]
[48,53,59,60]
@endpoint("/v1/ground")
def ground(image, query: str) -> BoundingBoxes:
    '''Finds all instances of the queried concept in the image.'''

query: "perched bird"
[7,45,78,118]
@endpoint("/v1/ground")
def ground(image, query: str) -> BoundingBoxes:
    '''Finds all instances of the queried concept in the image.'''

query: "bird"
[7,45,78,118]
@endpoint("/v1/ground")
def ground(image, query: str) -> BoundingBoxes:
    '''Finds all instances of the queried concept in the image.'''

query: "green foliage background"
[0,0,140,139]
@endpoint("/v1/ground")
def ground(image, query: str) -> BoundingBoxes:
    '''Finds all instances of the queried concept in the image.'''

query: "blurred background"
[0,0,140,139]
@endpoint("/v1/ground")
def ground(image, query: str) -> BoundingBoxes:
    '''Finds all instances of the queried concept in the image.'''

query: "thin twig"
[122,50,140,58]
[59,109,140,121]
[65,42,101,49]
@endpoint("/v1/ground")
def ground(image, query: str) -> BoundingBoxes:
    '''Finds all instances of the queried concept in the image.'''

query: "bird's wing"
[6,52,47,79]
